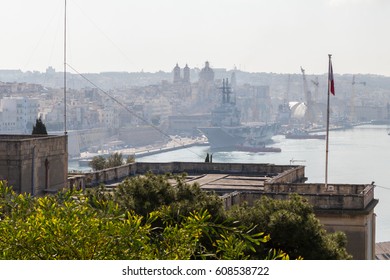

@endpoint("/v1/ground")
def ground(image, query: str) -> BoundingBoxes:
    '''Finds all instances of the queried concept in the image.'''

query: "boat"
[235,144,281,153]
[198,79,279,150]
[285,128,325,140]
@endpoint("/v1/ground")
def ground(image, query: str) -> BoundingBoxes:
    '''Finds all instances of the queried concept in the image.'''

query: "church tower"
[183,64,190,83]
[173,63,181,83]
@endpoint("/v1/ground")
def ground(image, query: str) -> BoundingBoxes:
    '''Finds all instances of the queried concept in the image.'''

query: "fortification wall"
[0,135,67,194]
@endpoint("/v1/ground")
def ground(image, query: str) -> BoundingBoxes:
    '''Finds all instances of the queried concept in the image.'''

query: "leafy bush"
[0,180,272,260]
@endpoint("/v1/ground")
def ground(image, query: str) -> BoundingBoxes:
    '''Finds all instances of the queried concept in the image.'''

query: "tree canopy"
[89,152,135,171]
[0,174,352,260]
[227,194,352,260]
[31,117,48,135]
[0,180,277,260]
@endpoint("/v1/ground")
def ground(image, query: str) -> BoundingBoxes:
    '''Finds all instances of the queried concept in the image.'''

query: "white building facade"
[0,97,40,134]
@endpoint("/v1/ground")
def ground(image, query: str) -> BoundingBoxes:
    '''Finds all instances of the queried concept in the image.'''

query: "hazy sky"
[1,0,390,76]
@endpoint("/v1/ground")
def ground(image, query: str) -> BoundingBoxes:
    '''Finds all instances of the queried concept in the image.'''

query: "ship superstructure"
[199,79,279,150]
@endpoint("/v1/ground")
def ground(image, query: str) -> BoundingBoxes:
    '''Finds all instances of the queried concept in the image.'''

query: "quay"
[75,137,208,167]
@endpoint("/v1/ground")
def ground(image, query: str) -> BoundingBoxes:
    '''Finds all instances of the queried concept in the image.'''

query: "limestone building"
[0,96,40,134]
[0,134,68,195]
[198,61,215,103]
[173,63,190,84]
[69,161,378,259]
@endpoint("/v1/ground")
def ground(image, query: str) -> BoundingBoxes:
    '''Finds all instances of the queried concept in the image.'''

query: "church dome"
[199,61,214,82]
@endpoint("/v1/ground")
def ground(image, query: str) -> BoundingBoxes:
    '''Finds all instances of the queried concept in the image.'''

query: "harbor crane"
[311,77,319,102]
[300,67,314,124]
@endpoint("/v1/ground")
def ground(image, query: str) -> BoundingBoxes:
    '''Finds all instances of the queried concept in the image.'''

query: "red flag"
[328,57,335,95]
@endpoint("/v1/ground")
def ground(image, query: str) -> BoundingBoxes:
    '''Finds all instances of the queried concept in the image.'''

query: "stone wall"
[67,162,306,189]
[220,187,378,260]
[134,162,303,177]
[0,135,67,195]
[66,161,377,259]
[262,183,374,210]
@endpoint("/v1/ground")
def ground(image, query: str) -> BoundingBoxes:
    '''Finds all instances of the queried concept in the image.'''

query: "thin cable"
[66,63,205,160]
[68,0,138,70]
[23,0,62,71]
[375,185,390,191]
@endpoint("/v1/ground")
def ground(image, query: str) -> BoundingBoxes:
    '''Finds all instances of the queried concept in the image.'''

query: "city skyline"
[1,0,390,76]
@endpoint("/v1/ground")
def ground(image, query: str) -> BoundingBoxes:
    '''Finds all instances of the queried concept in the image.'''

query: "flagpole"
[64,0,67,135]
[325,54,332,189]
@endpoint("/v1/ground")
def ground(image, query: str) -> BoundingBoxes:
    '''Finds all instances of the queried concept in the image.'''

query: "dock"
[73,137,208,167]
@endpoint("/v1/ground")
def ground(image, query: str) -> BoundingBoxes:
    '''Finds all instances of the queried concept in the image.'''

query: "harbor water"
[136,124,390,242]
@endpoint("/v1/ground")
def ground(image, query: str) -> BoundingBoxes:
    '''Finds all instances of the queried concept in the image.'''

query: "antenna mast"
[64,0,67,135]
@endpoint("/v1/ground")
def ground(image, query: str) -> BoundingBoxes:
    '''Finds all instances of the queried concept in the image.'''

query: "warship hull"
[199,78,279,150]
[199,123,279,150]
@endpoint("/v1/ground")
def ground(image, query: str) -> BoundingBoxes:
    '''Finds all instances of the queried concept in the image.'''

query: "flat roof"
[375,242,390,260]
[183,173,268,193]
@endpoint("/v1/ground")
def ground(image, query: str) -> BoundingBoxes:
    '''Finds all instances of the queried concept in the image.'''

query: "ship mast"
[221,78,233,104]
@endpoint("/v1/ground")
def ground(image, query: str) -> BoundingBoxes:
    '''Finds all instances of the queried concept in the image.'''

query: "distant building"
[173,63,191,84]
[197,61,216,104]
[173,63,181,83]
[0,97,40,134]
[236,85,272,123]
[183,64,190,83]
[46,66,56,75]
[230,71,237,90]
[198,61,214,83]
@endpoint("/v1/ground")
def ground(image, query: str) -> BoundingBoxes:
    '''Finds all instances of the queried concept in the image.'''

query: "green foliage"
[228,194,352,260]
[126,154,135,164]
[89,152,131,171]
[31,117,48,135]
[89,155,106,171]
[0,176,351,260]
[105,152,124,168]
[95,172,225,220]
[0,180,272,260]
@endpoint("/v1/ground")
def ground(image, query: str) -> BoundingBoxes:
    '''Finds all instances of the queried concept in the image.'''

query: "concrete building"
[0,134,68,195]
[68,161,378,260]
[143,96,172,124]
[98,106,120,129]
[0,96,40,134]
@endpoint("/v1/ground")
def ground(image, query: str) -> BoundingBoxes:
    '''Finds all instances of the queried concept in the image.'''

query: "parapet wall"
[222,183,375,211]
[67,161,374,212]
[68,162,306,189]
[66,160,377,260]
[134,162,303,177]
[68,162,373,212]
